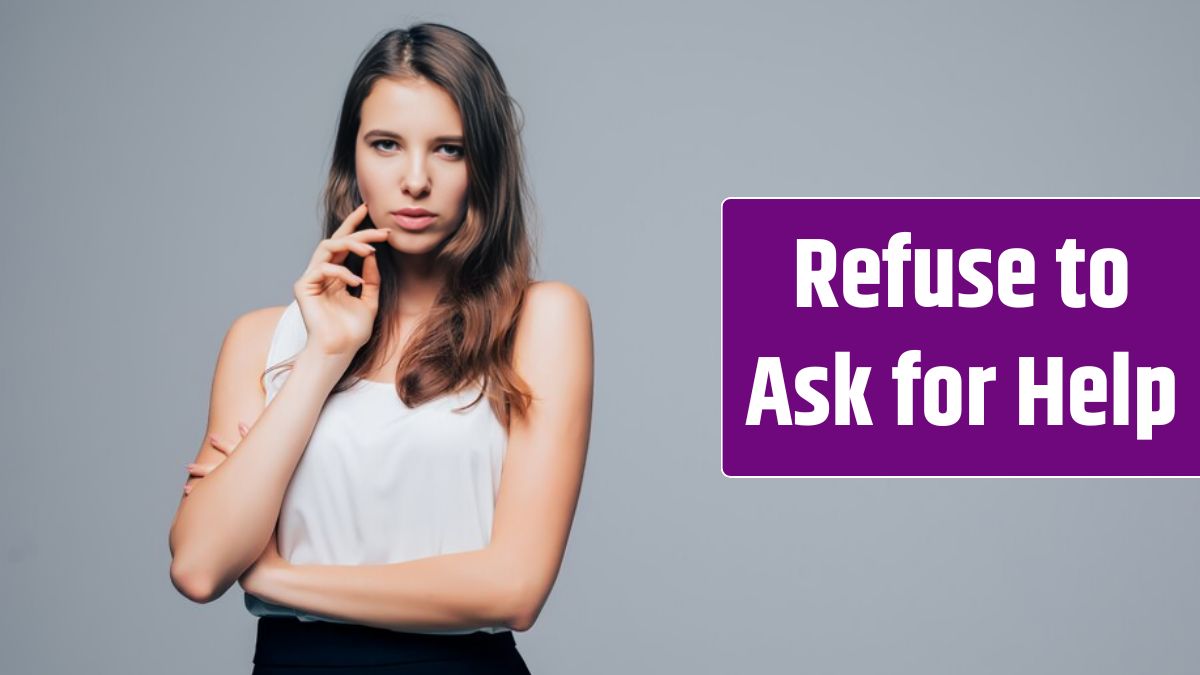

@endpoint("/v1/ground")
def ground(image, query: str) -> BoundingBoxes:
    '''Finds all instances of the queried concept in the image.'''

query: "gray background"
[2,0,1197,672]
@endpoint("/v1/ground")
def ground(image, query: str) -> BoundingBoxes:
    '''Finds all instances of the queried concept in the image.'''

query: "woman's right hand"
[293,203,390,357]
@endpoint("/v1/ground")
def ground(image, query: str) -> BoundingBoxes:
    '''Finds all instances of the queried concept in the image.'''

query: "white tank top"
[243,300,511,635]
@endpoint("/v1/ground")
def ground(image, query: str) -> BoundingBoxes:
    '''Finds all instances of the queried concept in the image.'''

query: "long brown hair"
[267,23,537,426]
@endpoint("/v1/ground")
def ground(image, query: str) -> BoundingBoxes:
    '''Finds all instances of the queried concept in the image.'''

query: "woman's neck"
[390,251,448,319]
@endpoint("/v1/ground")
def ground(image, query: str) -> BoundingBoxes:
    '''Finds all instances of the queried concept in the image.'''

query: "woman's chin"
[381,231,444,256]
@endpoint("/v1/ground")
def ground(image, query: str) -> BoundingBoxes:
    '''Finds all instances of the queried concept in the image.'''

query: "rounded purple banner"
[721,198,1196,477]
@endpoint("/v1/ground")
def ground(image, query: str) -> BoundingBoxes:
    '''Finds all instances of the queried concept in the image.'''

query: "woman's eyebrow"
[362,129,464,143]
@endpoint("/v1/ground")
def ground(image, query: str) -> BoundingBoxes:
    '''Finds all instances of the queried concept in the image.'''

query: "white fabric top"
[244,300,511,635]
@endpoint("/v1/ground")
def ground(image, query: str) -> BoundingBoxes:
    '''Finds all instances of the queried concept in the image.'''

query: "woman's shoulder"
[510,282,593,404]
[222,303,296,370]
[231,303,292,342]
[523,280,589,311]
[514,281,592,349]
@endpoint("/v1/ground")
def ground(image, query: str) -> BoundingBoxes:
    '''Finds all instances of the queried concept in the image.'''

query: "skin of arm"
[243,281,595,632]
[168,307,355,604]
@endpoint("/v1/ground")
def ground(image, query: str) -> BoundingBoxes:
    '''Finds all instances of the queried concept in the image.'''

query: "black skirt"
[252,616,532,674]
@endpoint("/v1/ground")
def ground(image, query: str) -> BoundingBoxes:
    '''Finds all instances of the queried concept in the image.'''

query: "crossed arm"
[242,282,594,633]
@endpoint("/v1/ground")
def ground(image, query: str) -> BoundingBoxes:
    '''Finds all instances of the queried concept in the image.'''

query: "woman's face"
[355,77,469,256]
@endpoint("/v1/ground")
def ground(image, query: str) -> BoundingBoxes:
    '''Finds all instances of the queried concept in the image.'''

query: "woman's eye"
[369,140,462,158]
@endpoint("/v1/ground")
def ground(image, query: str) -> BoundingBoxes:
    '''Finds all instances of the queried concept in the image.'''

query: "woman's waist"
[252,615,516,667]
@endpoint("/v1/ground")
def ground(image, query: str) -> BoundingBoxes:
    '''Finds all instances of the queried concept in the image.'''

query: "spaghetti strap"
[262,300,307,403]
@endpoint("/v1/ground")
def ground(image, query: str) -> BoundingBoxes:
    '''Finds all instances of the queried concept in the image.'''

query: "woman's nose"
[401,158,431,197]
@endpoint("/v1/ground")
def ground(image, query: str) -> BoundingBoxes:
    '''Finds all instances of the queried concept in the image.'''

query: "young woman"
[167,23,593,674]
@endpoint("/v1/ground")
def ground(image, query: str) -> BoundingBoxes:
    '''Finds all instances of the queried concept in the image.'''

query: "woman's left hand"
[184,421,250,496]
[239,527,289,598]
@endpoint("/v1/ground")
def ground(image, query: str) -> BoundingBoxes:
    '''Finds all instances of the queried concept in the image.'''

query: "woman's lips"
[391,213,436,231]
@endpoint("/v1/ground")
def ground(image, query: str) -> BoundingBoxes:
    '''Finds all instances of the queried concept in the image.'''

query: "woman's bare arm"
[240,281,594,632]
[168,306,351,603]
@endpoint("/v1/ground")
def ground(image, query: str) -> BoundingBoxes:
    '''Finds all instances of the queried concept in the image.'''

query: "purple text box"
[721,198,1196,477]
